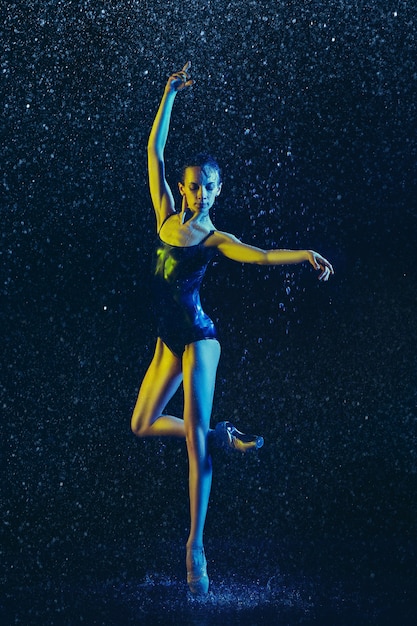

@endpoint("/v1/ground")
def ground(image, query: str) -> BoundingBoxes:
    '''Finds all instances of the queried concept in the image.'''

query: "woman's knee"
[131,416,142,437]
[131,408,149,437]
[185,423,209,456]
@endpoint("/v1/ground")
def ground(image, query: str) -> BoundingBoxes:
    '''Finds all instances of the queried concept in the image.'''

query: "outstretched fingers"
[317,258,334,281]
[317,263,332,281]
[181,60,191,74]
[309,251,334,281]
[170,61,194,91]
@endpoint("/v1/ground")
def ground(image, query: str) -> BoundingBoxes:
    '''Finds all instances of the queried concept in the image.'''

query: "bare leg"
[131,338,185,438]
[182,339,221,550]
[131,336,221,594]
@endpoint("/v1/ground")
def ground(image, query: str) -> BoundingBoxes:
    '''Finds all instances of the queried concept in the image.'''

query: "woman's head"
[178,154,222,214]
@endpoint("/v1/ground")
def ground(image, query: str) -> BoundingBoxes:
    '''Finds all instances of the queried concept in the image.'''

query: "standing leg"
[182,339,221,593]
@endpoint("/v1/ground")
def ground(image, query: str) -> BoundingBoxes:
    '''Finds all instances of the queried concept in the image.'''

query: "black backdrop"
[2,1,417,623]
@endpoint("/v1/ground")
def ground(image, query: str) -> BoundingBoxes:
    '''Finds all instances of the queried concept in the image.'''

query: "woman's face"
[178,166,222,215]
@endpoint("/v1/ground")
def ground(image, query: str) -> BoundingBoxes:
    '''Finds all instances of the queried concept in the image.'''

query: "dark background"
[2,1,417,623]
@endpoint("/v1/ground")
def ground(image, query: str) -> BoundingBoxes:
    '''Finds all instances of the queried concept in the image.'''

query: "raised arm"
[210,231,334,281]
[147,62,193,232]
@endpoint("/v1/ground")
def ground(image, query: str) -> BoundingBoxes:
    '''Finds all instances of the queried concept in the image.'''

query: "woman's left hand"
[306,250,334,281]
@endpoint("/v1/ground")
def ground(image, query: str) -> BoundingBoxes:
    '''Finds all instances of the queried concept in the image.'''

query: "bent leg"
[131,338,185,438]
[182,339,221,550]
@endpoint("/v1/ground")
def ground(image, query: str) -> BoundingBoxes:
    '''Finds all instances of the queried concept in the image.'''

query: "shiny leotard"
[152,216,218,357]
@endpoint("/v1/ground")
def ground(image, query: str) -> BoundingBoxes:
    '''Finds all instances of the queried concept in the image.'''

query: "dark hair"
[180,153,222,184]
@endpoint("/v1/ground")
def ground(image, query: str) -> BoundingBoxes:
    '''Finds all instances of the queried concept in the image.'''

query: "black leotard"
[152,217,218,357]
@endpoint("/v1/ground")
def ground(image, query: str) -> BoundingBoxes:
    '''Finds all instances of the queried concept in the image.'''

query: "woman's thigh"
[182,339,221,433]
[131,338,183,431]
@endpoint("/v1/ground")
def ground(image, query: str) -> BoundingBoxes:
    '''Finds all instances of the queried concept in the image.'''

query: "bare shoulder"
[206,230,240,247]
[206,230,267,263]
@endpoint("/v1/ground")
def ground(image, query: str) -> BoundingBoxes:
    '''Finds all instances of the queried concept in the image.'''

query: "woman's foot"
[213,421,264,452]
[186,546,209,595]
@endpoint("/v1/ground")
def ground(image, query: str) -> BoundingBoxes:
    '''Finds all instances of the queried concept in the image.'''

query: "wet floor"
[3,536,416,625]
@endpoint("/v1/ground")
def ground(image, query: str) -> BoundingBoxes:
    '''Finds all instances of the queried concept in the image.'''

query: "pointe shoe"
[214,421,264,452]
[186,546,209,595]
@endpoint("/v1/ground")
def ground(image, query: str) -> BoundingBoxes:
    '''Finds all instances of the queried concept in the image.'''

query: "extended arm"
[147,62,193,231]
[211,231,334,281]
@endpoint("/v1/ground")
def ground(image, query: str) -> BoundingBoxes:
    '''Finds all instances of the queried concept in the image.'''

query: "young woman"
[131,62,334,595]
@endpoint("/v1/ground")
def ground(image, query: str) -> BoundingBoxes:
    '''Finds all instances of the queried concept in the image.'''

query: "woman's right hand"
[165,61,193,93]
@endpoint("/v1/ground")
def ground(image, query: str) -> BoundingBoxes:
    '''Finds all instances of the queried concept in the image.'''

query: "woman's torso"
[151,213,218,354]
